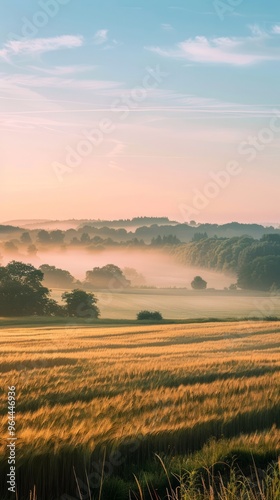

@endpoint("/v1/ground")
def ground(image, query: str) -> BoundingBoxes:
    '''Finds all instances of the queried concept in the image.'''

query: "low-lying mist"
[1,248,234,289]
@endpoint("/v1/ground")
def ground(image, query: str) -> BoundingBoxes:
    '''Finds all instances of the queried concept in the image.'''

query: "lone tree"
[191,276,207,290]
[137,310,163,321]
[62,289,100,318]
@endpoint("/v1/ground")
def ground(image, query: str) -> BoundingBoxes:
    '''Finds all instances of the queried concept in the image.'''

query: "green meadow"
[49,288,280,320]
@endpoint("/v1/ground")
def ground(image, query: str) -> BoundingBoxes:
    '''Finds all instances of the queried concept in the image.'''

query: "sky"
[0,0,280,224]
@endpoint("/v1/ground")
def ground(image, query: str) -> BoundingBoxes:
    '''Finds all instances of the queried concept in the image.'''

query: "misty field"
[50,287,280,320]
[0,321,280,499]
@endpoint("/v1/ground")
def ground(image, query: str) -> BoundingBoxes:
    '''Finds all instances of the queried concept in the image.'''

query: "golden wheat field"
[1,321,280,499]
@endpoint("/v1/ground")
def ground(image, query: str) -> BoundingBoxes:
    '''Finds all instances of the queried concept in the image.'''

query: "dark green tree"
[192,232,208,242]
[237,256,280,291]
[191,276,207,290]
[0,261,61,316]
[62,289,100,318]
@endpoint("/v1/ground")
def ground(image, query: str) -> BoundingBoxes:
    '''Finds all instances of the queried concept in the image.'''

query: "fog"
[2,248,234,289]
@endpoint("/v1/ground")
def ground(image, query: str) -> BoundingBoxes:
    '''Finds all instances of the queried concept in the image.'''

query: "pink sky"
[1,111,279,224]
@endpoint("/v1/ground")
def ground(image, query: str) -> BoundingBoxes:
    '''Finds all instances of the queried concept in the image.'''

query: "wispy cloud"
[0,35,84,60]
[92,29,121,50]
[93,29,108,45]
[0,114,84,131]
[168,6,214,14]
[0,73,121,91]
[103,39,122,50]
[248,24,267,37]
[146,29,280,66]
[0,70,276,121]
[28,65,96,76]
[161,24,173,31]
[271,25,280,34]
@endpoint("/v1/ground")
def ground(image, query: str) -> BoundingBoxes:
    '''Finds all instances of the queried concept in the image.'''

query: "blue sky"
[1,0,280,223]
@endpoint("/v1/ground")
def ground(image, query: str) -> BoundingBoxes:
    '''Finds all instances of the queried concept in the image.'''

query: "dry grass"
[0,321,280,499]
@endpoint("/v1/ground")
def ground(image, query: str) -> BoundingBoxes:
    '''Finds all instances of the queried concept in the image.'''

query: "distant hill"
[135,222,280,242]
[1,219,280,242]
[3,219,50,226]
[2,219,83,230]
[0,225,22,233]
[2,217,178,231]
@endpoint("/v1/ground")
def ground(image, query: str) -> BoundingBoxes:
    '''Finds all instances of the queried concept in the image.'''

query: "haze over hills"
[1,218,280,291]
[1,219,280,241]
[2,219,88,230]
[2,217,178,231]
[2,218,280,232]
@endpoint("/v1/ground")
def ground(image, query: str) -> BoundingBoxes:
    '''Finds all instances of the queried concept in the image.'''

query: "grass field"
[0,321,280,499]
[50,287,280,320]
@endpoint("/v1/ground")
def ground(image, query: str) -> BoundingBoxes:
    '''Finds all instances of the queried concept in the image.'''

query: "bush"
[137,310,163,321]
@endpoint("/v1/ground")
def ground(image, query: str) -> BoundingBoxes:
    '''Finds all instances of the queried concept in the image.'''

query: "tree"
[236,236,280,291]
[191,276,207,290]
[80,233,91,244]
[50,230,65,244]
[4,241,18,254]
[137,311,163,321]
[0,261,62,316]
[39,264,76,288]
[237,256,280,291]
[192,232,208,242]
[1,261,43,286]
[37,230,51,244]
[261,234,280,244]
[28,244,38,256]
[20,232,32,244]
[44,298,67,317]
[86,264,130,289]
[62,289,100,318]
[123,267,146,287]
[151,235,163,246]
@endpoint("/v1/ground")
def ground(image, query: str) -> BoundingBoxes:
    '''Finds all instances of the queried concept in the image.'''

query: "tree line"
[0,261,100,318]
[0,261,164,319]
[173,234,280,291]
[39,263,147,289]
[1,221,280,253]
